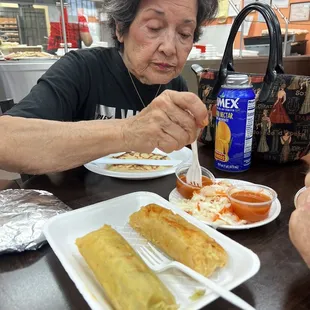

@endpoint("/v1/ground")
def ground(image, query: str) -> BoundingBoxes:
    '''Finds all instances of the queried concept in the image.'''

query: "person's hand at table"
[122,90,208,153]
[289,171,310,267]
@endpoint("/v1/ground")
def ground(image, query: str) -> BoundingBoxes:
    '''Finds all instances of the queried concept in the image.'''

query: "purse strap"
[269,7,284,74]
[226,8,284,74]
[214,2,283,102]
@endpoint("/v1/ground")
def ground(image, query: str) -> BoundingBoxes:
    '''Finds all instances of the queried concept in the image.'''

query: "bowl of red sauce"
[175,164,215,199]
[227,184,277,223]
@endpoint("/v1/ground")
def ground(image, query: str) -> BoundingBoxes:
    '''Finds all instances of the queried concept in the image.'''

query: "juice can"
[214,74,256,172]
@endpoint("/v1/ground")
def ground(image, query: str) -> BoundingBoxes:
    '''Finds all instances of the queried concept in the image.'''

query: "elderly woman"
[0,0,217,174]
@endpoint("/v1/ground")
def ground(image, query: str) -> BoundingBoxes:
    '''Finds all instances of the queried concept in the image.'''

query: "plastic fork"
[186,130,202,187]
[137,243,255,310]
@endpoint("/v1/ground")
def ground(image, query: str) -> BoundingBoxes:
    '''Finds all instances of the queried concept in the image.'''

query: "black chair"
[0,98,14,115]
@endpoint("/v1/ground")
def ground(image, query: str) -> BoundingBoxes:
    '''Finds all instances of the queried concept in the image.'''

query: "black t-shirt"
[6,47,188,121]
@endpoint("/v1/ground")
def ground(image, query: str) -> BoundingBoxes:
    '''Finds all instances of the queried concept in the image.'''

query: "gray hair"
[103,0,218,49]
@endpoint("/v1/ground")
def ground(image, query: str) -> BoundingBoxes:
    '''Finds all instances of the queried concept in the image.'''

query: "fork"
[137,243,255,310]
[186,129,202,187]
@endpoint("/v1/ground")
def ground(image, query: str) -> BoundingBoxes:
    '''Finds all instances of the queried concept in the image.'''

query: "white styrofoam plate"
[84,147,192,180]
[44,191,260,310]
[169,179,281,230]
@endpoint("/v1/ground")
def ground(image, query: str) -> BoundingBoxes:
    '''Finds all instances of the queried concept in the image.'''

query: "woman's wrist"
[96,119,131,154]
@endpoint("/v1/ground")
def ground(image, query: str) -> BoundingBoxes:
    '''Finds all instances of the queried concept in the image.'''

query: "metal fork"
[137,244,255,310]
[186,129,202,187]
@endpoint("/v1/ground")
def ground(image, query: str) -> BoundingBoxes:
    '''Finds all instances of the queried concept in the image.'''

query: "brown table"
[1,146,309,310]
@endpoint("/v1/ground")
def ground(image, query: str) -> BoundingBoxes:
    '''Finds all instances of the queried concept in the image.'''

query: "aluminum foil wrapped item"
[0,189,71,254]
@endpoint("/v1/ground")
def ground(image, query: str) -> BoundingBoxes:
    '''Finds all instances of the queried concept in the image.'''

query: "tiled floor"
[0,169,20,180]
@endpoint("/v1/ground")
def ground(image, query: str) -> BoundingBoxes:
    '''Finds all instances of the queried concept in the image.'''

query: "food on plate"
[174,181,277,225]
[106,151,171,172]
[76,225,177,310]
[229,191,270,222]
[190,289,206,301]
[173,181,248,226]
[175,164,215,199]
[5,51,57,59]
[129,204,228,277]
[227,185,276,223]
[176,174,213,199]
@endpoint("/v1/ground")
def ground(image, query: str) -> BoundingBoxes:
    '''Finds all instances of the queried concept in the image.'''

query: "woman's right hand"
[121,90,208,153]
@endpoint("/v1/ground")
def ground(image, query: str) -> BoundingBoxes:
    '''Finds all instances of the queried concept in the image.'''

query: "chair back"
[0,98,14,115]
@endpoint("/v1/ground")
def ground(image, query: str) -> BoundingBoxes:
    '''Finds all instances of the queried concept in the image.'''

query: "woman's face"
[117,0,197,85]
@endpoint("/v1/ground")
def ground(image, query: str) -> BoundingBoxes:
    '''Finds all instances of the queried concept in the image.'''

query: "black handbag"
[195,2,310,163]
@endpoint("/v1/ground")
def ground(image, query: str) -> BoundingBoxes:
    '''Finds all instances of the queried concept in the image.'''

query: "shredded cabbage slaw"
[173,181,247,226]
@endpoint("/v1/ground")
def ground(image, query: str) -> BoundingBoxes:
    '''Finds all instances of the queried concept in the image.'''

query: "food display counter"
[0,60,57,103]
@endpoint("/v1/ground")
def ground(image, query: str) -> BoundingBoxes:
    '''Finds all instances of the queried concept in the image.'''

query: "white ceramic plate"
[84,147,192,180]
[169,179,281,230]
[44,191,260,310]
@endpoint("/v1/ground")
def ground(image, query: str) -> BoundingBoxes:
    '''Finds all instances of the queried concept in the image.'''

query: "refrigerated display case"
[0,60,56,102]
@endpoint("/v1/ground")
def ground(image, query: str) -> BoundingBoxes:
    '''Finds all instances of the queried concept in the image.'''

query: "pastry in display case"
[0,17,20,44]
[4,50,58,60]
